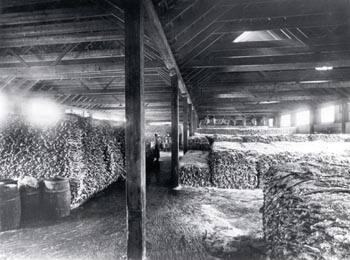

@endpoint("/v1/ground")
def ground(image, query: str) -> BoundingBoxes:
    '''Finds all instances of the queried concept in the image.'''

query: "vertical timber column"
[291,113,296,127]
[342,101,348,133]
[125,1,146,259]
[171,70,179,188]
[310,106,316,134]
[194,112,199,131]
[189,104,194,136]
[183,97,189,154]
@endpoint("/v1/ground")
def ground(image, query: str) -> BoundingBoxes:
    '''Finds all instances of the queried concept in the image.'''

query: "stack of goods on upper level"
[0,114,125,209]
[188,135,211,151]
[263,161,350,260]
[197,125,296,136]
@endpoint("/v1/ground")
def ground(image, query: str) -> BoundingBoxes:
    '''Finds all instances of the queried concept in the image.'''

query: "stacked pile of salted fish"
[0,114,125,208]
[188,136,211,151]
[263,162,350,260]
[179,150,211,187]
[210,143,259,189]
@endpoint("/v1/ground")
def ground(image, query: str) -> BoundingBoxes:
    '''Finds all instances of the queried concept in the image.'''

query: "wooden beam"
[0,49,124,64]
[182,97,188,154]
[215,12,348,33]
[144,0,192,103]
[170,71,179,188]
[202,81,350,93]
[0,7,109,26]
[0,60,162,80]
[0,20,117,38]
[0,31,124,48]
[206,67,350,85]
[124,1,146,259]
[185,52,350,71]
[209,43,350,59]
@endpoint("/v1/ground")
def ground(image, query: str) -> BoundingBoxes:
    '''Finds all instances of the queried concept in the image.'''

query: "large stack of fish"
[263,162,350,260]
[197,126,296,136]
[209,141,350,189]
[179,150,211,187]
[209,143,259,189]
[188,136,211,151]
[0,114,125,208]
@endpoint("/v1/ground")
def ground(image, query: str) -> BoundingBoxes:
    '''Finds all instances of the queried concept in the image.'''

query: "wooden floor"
[0,152,265,260]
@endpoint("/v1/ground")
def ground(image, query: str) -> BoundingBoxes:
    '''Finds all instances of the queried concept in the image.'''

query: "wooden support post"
[171,70,179,188]
[310,106,316,134]
[274,114,280,128]
[183,97,188,154]
[291,113,296,127]
[342,101,348,133]
[189,104,194,136]
[194,112,199,131]
[125,1,146,259]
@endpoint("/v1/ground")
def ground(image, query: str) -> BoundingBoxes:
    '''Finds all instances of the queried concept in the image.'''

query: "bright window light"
[321,105,335,124]
[217,93,253,98]
[268,118,274,127]
[0,93,9,122]
[260,101,280,104]
[315,66,333,71]
[24,98,62,127]
[148,122,171,126]
[91,112,126,122]
[281,114,291,127]
[300,80,330,84]
[296,110,310,126]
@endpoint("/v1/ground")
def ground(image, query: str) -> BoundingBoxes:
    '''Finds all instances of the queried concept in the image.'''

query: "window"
[268,118,274,127]
[281,114,291,127]
[296,110,310,126]
[321,105,335,124]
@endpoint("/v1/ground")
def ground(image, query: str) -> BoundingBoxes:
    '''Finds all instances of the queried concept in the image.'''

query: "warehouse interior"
[1,0,350,259]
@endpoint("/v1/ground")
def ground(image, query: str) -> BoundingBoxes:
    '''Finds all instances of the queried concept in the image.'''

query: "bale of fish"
[263,162,350,260]
[209,143,259,189]
[209,141,350,189]
[309,134,350,142]
[196,126,296,136]
[188,136,211,151]
[179,150,211,187]
[0,114,125,209]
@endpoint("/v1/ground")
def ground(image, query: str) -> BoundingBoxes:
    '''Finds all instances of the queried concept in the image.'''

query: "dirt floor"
[0,152,265,260]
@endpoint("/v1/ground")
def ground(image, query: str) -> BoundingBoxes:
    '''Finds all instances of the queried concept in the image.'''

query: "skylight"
[233,30,282,43]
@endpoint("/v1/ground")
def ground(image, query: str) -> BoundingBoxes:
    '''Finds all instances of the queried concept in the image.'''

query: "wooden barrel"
[42,177,71,219]
[19,186,41,222]
[0,180,21,231]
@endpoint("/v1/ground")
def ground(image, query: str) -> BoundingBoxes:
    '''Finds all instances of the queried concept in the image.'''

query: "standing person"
[154,133,160,162]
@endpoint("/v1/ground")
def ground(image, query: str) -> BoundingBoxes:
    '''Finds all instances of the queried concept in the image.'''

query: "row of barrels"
[0,177,71,232]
